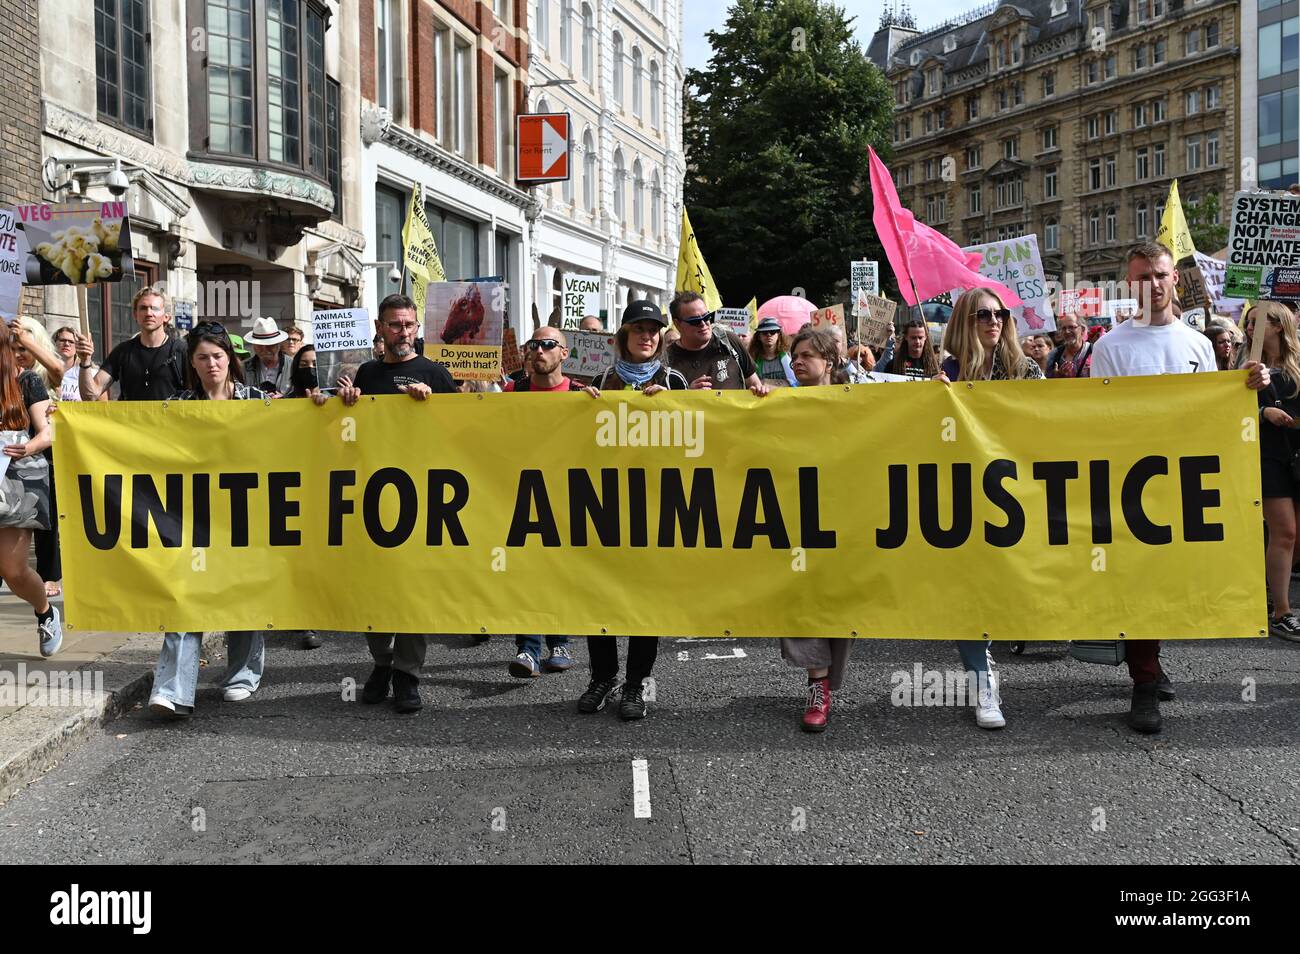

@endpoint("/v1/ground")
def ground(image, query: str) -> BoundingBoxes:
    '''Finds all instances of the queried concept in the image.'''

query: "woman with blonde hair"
[1245,301,1300,641]
[938,288,1044,383]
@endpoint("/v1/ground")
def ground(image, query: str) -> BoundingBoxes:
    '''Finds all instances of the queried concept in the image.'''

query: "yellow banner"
[1157,179,1197,261]
[55,375,1264,640]
[401,184,445,317]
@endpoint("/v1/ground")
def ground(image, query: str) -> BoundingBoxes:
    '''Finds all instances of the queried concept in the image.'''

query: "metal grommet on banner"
[843,385,851,392]
[480,626,487,634]
[723,629,731,637]
[1118,632,1127,639]
[600,627,608,634]
[161,400,170,411]
[263,398,271,407]
[1255,499,1262,507]
[982,632,990,640]
[1102,378,1110,385]
[850,630,858,637]
[1259,629,1267,637]
[966,382,974,389]
[477,394,484,400]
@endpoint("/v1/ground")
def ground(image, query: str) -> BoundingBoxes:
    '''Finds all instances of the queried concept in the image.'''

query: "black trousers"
[585,636,659,686]
[35,465,60,583]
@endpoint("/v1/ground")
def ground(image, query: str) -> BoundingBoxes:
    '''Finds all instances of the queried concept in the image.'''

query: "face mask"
[292,365,319,391]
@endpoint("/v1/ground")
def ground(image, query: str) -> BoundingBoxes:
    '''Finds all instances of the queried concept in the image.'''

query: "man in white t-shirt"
[1092,242,1270,734]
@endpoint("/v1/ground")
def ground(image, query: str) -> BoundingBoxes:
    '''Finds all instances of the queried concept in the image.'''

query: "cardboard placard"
[1225,191,1300,299]
[562,330,616,379]
[561,274,601,330]
[1178,264,1212,313]
[958,234,1055,334]
[810,303,845,329]
[857,295,897,350]
[501,325,523,375]
[424,281,505,381]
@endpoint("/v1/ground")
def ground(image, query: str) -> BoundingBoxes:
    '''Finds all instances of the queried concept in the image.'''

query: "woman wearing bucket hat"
[243,317,293,396]
[747,316,797,387]
[148,321,268,718]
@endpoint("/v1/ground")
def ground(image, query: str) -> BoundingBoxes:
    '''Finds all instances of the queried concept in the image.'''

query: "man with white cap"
[243,316,293,396]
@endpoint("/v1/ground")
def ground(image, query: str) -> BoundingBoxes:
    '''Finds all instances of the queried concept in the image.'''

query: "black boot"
[361,665,393,704]
[1127,682,1162,734]
[392,670,423,714]
[619,681,647,721]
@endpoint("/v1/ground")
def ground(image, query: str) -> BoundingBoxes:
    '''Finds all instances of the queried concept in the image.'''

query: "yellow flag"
[401,184,446,317]
[1157,180,1196,261]
[746,296,759,330]
[675,208,723,311]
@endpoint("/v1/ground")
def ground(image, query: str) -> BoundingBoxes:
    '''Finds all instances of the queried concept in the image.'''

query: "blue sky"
[682,1,979,72]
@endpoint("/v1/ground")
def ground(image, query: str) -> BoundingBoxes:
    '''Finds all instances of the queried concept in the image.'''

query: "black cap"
[621,299,668,327]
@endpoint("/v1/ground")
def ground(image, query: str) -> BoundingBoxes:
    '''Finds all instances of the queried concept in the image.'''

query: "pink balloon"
[756,295,817,335]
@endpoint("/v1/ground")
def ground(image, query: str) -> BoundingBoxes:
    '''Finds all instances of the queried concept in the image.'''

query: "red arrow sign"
[517,113,571,183]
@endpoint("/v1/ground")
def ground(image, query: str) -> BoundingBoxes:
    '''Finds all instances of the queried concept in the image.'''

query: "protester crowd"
[9,240,1295,739]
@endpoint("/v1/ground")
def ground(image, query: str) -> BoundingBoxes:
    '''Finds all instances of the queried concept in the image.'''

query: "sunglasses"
[973,308,1012,325]
[679,313,713,327]
[524,339,563,351]
[193,321,229,337]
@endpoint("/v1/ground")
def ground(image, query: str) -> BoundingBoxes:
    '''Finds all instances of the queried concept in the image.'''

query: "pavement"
[0,615,1298,863]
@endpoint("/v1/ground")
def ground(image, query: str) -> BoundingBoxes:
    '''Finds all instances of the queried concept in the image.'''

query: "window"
[1106,207,1118,242]
[1136,201,1149,238]
[632,159,644,232]
[1261,158,1300,191]
[1185,29,1200,56]
[1042,125,1058,151]
[903,118,911,141]
[651,171,661,238]
[612,33,624,105]
[966,145,981,169]
[1136,147,1150,180]
[375,185,406,288]
[326,78,341,218]
[938,194,948,221]
[1013,82,1024,106]
[432,205,479,281]
[1185,89,1200,115]
[650,62,661,129]
[1206,132,1219,166]
[936,108,946,131]
[1205,21,1218,49]
[581,4,594,84]
[923,112,933,134]
[1186,135,1202,171]
[1051,0,1067,16]
[613,150,625,221]
[1133,103,1148,128]
[967,95,979,120]
[997,88,1008,112]
[1089,157,1102,190]
[995,176,1023,208]
[943,34,956,54]
[454,40,472,157]
[926,194,937,221]
[1087,114,1100,139]
[560,0,571,66]
[534,0,548,51]
[582,130,596,211]
[1003,137,1018,159]
[494,71,511,179]
[969,231,983,245]
[1134,45,1148,71]
[1042,71,1055,97]
[1105,154,1117,187]
[1154,143,1166,176]
[1205,84,1220,110]
[1260,89,1300,148]
[632,47,643,117]
[1088,208,1100,245]
[1105,53,1117,79]
[192,0,332,180]
[95,0,152,136]
[927,69,939,95]
[1105,110,1118,135]
[1012,37,1021,64]
[1153,99,1166,122]
[1153,38,1166,65]
[1086,60,1099,85]
[1044,165,1058,198]
[968,185,981,214]
[1259,18,1299,79]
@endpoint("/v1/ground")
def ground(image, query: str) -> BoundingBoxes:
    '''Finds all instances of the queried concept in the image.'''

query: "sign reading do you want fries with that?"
[424,280,505,381]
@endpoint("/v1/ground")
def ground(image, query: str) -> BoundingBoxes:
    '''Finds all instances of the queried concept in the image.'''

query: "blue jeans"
[514,635,569,660]
[152,631,265,708]
[956,640,994,675]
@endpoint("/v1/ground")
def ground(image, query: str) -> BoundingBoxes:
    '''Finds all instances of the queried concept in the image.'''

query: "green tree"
[1185,192,1229,254]
[683,0,895,307]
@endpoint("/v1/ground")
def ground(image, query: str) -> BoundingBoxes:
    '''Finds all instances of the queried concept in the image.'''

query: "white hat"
[246,316,288,346]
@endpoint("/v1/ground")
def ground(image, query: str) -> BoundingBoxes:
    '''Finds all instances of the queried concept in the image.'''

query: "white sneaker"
[222,686,253,702]
[975,687,1006,729]
[38,605,62,658]
[148,694,191,719]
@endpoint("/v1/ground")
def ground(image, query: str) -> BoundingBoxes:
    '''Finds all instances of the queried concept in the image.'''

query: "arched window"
[631,47,643,118]
[651,170,661,238]
[581,4,594,84]
[650,61,661,129]
[612,33,623,105]
[1044,217,1058,251]
[613,149,625,222]
[1105,206,1117,242]
[633,158,644,232]
[583,129,597,211]
[1135,201,1149,237]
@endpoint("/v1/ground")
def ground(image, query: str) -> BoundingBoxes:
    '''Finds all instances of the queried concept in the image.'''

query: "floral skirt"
[0,430,49,531]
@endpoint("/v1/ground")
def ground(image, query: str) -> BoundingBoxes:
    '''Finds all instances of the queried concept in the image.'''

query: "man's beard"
[390,341,414,358]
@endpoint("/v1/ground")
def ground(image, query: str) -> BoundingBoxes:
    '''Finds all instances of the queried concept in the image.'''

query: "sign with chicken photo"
[424,280,505,381]
[12,200,134,285]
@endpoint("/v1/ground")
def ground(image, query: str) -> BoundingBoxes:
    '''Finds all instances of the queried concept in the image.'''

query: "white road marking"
[631,759,651,819]
[673,637,737,644]
[703,648,747,660]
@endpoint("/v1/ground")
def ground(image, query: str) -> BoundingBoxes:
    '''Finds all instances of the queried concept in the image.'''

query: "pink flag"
[868,146,1022,308]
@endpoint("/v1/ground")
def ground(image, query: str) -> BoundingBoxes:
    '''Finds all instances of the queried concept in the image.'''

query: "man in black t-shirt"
[332,294,456,715]
[75,285,185,401]
[664,291,766,393]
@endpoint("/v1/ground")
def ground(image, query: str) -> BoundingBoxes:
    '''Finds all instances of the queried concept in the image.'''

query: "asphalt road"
[1,630,1298,864]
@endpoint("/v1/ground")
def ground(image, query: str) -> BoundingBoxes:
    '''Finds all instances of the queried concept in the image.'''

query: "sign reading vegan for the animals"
[311,309,371,352]
[1226,191,1300,299]
[14,200,134,285]
[561,274,601,330]
[958,235,1055,335]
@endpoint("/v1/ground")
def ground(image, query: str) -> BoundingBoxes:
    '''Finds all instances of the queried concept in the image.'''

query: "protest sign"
[958,235,1055,334]
[0,207,27,320]
[402,185,445,318]
[1225,191,1300,299]
[501,325,522,376]
[810,304,844,329]
[424,280,505,381]
[1057,287,1103,319]
[58,374,1262,640]
[857,295,897,350]
[1178,263,1212,314]
[562,330,616,379]
[13,200,134,286]
[850,260,879,309]
[310,308,372,391]
[1105,299,1140,324]
[713,308,752,338]
[1193,252,1246,318]
[561,274,601,330]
